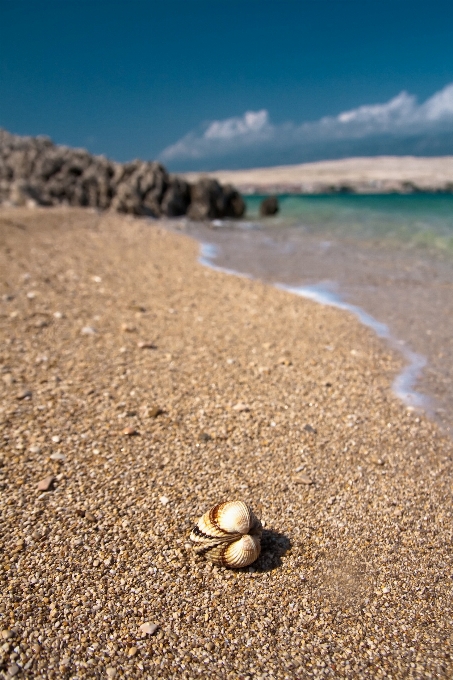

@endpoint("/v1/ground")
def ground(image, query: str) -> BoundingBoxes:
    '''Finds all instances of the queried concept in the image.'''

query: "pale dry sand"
[1,207,453,679]
[183,156,453,193]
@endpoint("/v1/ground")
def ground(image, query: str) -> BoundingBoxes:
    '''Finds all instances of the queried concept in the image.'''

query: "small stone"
[16,389,32,400]
[139,622,159,635]
[53,311,63,319]
[51,435,61,443]
[159,496,169,506]
[277,357,292,366]
[233,402,249,412]
[7,664,19,677]
[85,512,96,522]
[303,424,317,434]
[127,646,138,657]
[122,426,138,436]
[1,630,14,640]
[121,323,135,333]
[148,406,163,418]
[37,475,54,491]
[3,373,14,385]
[199,432,212,442]
[27,290,37,299]
[81,326,96,335]
[106,668,117,679]
[50,452,66,461]
[137,341,157,349]
[29,445,41,454]
[372,457,385,466]
[293,474,313,485]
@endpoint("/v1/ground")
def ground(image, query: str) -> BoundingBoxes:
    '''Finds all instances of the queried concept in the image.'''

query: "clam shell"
[189,500,262,568]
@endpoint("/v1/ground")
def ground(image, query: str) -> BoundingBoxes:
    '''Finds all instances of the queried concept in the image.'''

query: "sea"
[178,194,453,434]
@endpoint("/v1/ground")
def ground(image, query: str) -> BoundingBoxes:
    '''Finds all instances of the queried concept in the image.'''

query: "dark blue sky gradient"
[1,0,453,166]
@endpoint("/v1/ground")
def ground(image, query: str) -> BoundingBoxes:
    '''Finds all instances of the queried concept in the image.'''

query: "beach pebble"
[233,402,249,412]
[148,406,163,418]
[106,668,117,679]
[122,426,138,436]
[137,341,157,349]
[1,630,14,640]
[37,475,54,491]
[127,647,138,657]
[159,496,169,506]
[50,452,66,461]
[139,622,159,636]
[121,323,136,333]
[7,664,19,677]
[81,326,96,335]
[51,435,61,443]
[293,474,314,485]
[16,389,32,400]
[303,424,317,434]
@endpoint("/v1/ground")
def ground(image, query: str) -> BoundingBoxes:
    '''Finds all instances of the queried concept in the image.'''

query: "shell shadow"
[253,528,291,572]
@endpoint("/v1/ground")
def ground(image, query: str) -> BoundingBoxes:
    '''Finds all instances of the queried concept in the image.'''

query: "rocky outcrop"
[259,196,279,216]
[0,129,245,219]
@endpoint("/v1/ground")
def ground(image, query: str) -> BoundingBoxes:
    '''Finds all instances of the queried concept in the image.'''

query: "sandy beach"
[1,207,453,678]
[183,156,453,194]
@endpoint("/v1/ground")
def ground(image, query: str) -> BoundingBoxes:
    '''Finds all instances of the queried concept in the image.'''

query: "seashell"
[189,500,262,568]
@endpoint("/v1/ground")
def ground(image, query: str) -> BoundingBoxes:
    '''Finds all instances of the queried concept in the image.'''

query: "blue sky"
[1,0,453,170]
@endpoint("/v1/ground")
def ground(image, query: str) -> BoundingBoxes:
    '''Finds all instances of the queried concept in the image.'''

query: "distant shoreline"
[182,155,453,195]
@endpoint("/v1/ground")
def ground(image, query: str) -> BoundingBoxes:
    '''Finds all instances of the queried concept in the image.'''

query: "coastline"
[182,155,453,194]
[1,207,453,678]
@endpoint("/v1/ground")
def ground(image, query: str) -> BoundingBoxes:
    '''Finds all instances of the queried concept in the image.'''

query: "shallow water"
[244,194,453,252]
[178,194,453,434]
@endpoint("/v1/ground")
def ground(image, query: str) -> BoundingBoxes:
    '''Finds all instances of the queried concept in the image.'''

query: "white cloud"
[161,109,273,160]
[160,83,453,164]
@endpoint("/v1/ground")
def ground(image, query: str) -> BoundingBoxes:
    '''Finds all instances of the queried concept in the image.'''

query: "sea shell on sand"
[190,500,262,568]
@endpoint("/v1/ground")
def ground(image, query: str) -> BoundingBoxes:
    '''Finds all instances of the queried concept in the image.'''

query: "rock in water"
[259,196,279,216]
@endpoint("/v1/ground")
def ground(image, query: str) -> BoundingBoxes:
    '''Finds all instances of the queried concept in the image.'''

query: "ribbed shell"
[190,500,262,568]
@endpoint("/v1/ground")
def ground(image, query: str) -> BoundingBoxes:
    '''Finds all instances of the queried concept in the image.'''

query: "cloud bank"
[160,84,453,170]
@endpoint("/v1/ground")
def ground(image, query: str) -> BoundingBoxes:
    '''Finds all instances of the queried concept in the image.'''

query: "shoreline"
[182,155,453,194]
[198,242,428,413]
[1,207,453,678]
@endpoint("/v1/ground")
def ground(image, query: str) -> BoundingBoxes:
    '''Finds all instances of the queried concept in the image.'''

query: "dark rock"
[0,128,244,219]
[161,177,191,217]
[187,178,224,220]
[219,184,246,218]
[259,196,279,216]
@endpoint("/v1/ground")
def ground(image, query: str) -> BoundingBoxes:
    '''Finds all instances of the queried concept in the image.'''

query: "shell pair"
[190,500,262,568]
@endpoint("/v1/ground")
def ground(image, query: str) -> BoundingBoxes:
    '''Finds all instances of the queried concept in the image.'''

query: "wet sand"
[184,221,453,435]
[1,207,453,679]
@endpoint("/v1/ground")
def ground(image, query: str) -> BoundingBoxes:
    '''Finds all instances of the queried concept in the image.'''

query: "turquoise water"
[244,194,453,252]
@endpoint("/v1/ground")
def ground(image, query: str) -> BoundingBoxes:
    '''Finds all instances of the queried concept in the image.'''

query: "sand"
[1,207,453,679]
[183,156,453,193]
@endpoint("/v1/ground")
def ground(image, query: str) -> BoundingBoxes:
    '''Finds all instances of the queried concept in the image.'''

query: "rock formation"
[0,129,245,219]
[259,196,279,216]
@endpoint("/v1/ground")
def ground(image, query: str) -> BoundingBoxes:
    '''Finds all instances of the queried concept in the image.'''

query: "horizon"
[1,0,453,170]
